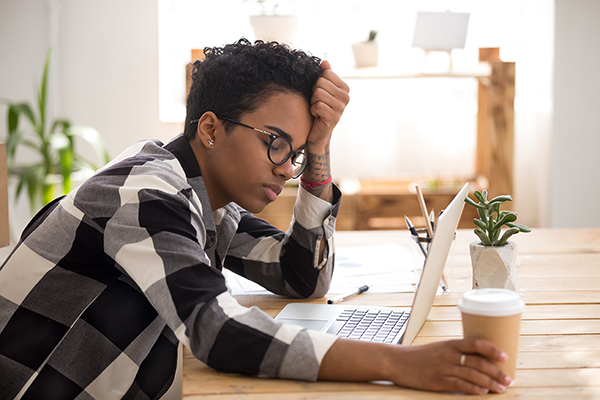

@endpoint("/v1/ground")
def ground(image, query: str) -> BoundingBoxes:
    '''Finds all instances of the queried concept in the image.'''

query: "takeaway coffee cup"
[458,288,525,380]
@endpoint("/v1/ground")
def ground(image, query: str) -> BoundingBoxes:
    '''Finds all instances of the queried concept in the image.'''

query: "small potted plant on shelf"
[244,0,298,45]
[464,190,531,292]
[352,30,379,68]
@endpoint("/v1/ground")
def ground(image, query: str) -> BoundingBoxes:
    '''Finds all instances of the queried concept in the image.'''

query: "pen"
[413,190,449,293]
[415,186,434,238]
[327,285,369,304]
[427,209,435,252]
[435,209,449,292]
[440,271,449,293]
[405,215,428,258]
[429,209,435,231]
[404,215,419,236]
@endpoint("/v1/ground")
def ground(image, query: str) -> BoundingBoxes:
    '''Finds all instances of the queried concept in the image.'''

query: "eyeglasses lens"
[268,137,306,178]
[268,137,291,163]
[291,152,307,178]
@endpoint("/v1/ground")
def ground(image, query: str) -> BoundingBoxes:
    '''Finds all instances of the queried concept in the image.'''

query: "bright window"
[158,0,553,181]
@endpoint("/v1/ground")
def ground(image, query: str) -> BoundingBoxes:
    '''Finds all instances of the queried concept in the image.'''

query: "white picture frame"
[412,11,470,51]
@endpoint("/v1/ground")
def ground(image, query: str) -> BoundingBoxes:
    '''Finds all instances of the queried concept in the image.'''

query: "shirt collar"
[164,134,217,248]
[164,134,202,179]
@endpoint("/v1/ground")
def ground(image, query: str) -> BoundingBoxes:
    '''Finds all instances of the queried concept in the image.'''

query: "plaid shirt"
[0,134,340,399]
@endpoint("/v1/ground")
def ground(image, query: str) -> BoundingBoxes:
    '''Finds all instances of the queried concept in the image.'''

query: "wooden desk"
[182,228,600,399]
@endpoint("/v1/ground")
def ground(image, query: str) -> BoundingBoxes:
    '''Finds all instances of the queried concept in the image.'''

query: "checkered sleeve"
[225,185,341,298]
[97,159,338,382]
[0,138,340,398]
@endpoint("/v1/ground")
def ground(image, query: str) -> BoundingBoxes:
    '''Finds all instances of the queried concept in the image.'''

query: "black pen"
[406,217,448,292]
[327,285,369,304]
[405,215,428,258]
[404,215,419,236]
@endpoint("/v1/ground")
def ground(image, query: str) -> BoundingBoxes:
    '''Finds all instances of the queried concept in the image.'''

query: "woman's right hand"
[387,338,512,394]
[318,337,512,395]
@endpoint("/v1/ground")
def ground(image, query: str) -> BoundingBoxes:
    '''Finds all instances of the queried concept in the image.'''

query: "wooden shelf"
[342,48,515,200]
[338,62,491,80]
[255,179,480,232]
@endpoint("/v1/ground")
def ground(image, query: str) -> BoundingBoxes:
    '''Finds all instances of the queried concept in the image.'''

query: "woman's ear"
[196,112,219,149]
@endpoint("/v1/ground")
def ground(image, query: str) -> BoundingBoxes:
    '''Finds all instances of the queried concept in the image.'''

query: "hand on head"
[305,61,350,152]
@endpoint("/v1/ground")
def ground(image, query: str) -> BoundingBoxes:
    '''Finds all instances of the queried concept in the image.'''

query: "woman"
[0,39,509,398]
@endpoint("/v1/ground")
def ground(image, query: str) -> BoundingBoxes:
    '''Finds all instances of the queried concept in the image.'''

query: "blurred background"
[1,0,599,251]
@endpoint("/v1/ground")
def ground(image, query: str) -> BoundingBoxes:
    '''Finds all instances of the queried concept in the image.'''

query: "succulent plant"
[465,190,531,246]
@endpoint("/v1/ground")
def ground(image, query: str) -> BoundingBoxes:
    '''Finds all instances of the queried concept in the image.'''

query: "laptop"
[274,182,468,345]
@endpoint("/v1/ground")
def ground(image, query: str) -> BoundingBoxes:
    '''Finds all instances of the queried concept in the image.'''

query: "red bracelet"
[300,176,332,190]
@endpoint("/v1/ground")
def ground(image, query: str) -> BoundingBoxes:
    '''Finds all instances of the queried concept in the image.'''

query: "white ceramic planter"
[470,241,519,292]
[249,15,298,45]
[351,41,379,68]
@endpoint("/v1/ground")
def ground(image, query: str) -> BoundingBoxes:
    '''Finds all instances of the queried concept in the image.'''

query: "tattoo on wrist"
[304,151,331,180]
[301,151,332,198]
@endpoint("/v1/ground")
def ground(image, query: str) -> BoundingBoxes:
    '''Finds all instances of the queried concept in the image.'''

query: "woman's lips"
[263,184,282,202]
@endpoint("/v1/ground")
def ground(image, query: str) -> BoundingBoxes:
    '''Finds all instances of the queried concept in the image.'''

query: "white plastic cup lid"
[458,288,525,317]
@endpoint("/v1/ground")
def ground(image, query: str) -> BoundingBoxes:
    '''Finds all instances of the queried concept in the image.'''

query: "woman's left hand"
[301,61,349,202]
[306,61,350,153]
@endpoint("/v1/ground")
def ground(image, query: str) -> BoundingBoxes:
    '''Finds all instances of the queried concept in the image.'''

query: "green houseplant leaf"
[1,49,110,213]
[464,190,531,246]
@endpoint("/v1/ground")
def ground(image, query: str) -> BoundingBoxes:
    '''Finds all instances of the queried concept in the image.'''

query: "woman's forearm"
[301,148,333,204]
[317,337,512,395]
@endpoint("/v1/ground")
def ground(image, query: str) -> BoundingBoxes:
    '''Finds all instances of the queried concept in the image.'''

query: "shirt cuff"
[293,184,341,231]
[277,327,339,381]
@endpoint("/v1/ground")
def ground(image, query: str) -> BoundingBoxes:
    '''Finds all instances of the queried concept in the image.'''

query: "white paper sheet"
[226,242,418,295]
[330,243,416,294]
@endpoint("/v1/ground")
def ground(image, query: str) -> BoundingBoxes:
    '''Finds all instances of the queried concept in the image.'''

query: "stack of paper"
[226,243,417,296]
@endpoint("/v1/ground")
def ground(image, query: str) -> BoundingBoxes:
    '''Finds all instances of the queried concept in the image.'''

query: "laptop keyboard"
[325,309,410,343]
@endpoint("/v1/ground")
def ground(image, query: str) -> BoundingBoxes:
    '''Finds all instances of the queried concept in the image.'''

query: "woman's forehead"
[244,92,312,142]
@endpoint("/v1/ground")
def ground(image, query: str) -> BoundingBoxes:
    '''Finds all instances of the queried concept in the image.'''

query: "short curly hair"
[183,38,322,140]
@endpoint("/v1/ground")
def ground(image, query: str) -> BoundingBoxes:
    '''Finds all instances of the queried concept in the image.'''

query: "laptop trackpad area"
[276,318,329,331]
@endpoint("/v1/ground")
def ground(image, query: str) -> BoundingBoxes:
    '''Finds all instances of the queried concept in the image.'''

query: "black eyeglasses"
[191,115,307,179]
